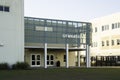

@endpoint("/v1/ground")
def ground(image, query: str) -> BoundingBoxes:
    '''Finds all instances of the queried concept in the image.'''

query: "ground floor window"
[47,54,54,66]
[31,54,41,67]
[64,55,66,62]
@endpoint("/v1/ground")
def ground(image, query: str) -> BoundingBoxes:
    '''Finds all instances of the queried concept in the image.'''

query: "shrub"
[12,62,30,70]
[0,63,10,70]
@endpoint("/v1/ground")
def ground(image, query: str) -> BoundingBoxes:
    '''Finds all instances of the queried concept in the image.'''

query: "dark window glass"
[37,55,40,60]
[51,61,54,65]
[47,55,49,60]
[111,40,114,46]
[106,40,109,46]
[117,39,120,45]
[51,55,53,60]
[112,24,114,29]
[47,61,49,65]
[37,61,40,65]
[32,61,35,65]
[32,55,35,60]
[64,55,66,62]
[117,56,120,61]
[4,6,9,12]
[95,27,97,32]
[0,6,3,11]
[102,26,104,31]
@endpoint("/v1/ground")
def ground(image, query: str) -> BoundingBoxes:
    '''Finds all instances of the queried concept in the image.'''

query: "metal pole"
[86,44,91,68]
[77,51,80,67]
[66,44,69,68]
[44,43,47,68]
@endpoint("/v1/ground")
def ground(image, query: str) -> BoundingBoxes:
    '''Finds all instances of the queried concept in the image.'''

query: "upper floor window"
[112,23,120,29]
[111,40,114,46]
[112,24,114,29]
[102,26,104,31]
[0,6,3,11]
[102,25,109,31]
[0,5,10,12]
[95,27,97,32]
[4,6,10,12]
[63,55,66,62]
[106,40,109,46]
[102,41,104,46]
[117,39,120,45]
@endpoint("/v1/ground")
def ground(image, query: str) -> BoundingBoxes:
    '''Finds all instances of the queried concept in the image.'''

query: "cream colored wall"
[90,12,120,56]
[25,49,76,67]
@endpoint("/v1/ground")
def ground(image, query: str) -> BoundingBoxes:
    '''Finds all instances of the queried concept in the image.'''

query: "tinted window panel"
[0,6,3,11]
[4,6,9,12]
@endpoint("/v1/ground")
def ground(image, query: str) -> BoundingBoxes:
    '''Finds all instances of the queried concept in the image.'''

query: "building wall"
[0,0,24,65]
[25,49,76,67]
[91,13,120,57]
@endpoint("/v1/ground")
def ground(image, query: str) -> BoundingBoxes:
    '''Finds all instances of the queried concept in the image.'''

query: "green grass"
[0,68,120,80]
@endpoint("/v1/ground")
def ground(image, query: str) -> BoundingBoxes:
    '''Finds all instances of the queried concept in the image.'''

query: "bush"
[0,63,10,70]
[12,62,30,70]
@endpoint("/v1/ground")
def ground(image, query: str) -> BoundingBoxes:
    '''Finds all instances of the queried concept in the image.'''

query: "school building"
[0,0,91,68]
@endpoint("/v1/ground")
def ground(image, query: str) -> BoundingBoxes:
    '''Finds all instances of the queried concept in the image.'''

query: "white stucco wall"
[0,0,24,65]
[90,13,120,56]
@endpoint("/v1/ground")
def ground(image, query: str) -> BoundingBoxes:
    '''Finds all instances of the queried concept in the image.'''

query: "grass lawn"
[0,68,120,80]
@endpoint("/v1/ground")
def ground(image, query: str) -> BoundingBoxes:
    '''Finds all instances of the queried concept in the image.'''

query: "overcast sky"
[24,0,120,21]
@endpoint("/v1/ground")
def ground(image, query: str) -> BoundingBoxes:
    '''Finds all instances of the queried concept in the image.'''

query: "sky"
[24,0,120,21]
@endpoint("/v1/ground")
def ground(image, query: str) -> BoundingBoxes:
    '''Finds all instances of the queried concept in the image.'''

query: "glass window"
[68,22,73,27]
[78,23,82,27]
[64,55,66,62]
[117,56,120,61]
[32,55,35,60]
[51,61,54,65]
[40,20,45,25]
[31,54,41,66]
[4,6,9,12]
[51,55,54,60]
[106,40,109,46]
[95,27,97,32]
[112,24,114,29]
[37,61,40,65]
[37,55,40,60]
[47,55,49,60]
[73,23,77,27]
[0,5,3,11]
[47,20,51,26]
[63,22,66,26]
[118,23,120,28]
[52,20,57,26]
[117,39,120,45]
[32,61,35,65]
[102,41,104,46]
[111,40,114,46]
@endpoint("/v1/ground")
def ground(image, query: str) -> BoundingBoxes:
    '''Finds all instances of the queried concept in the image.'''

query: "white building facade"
[0,0,24,65]
[91,12,120,57]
